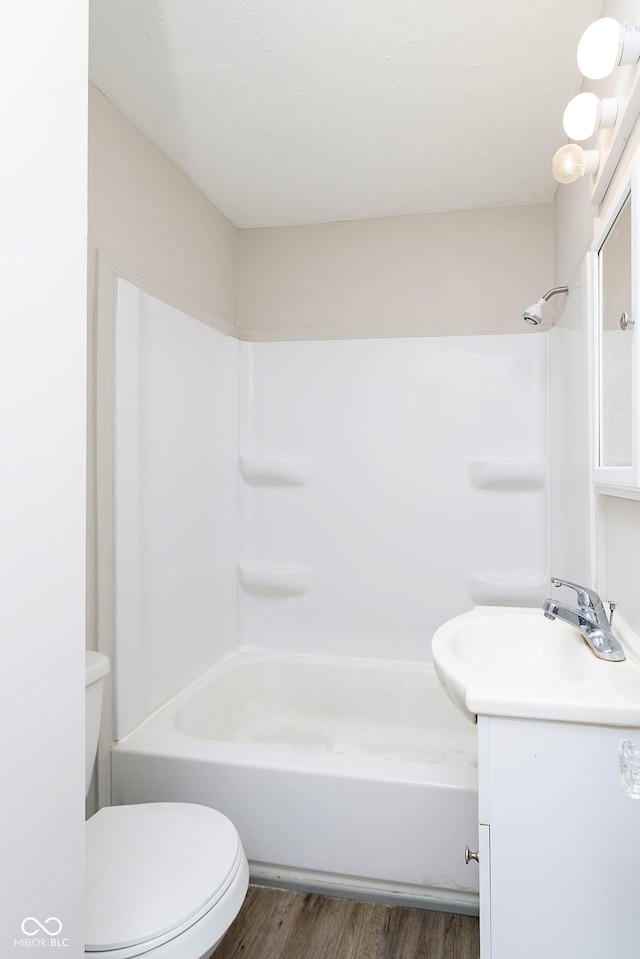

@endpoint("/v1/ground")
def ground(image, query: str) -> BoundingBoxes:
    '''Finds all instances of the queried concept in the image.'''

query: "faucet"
[542,577,626,662]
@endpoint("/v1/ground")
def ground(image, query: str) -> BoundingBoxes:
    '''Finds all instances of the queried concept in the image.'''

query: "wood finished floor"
[216,885,480,959]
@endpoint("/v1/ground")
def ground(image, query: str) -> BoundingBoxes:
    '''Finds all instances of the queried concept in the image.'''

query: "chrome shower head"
[522,286,569,325]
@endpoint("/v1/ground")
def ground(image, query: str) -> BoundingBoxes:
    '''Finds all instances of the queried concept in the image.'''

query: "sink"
[432,605,640,726]
[438,611,591,685]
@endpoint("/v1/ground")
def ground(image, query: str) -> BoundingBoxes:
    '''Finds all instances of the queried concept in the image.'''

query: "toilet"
[85,651,249,959]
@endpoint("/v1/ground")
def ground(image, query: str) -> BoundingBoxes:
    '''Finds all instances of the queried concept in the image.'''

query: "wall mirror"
[593,160,640,490]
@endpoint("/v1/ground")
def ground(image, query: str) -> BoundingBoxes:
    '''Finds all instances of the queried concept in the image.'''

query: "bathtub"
[111,651,479,912]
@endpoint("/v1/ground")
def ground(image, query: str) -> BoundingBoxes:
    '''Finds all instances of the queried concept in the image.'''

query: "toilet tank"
[85,651,110,798]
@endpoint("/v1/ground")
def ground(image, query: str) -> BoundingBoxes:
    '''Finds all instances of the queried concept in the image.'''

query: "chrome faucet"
[542,577,626,662]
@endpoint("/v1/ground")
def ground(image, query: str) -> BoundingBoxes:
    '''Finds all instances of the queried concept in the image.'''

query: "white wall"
[237,204,554,337]
[114,282,240,737]
[549,259,594,584]
[0,2,86,952]
[240,335,548,661]
[599,496,640,631]
[552,0,640,636]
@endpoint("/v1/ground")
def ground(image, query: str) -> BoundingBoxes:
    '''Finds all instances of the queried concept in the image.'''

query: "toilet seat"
[85,803,248,959]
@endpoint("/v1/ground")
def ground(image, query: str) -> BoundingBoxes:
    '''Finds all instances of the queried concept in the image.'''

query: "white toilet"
[85,651,249,959]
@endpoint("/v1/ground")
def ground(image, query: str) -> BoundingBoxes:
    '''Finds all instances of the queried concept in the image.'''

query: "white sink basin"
[432,606,640,726]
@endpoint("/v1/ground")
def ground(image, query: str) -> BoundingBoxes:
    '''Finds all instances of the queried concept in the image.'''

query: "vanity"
[433,602,640,959]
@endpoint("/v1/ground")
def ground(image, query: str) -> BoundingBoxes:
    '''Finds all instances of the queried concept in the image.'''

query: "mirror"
[593,161,640,490]
[599,194,632,469]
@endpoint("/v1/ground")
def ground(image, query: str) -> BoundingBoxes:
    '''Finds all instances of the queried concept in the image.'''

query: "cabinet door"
[488,718,640,959]
[478,824,491,959]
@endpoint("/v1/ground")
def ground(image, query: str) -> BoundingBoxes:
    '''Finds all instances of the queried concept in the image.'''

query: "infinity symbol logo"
[21,917,63,936]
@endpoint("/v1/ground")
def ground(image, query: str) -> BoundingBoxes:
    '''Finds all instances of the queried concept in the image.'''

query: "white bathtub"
[111,651,479,912]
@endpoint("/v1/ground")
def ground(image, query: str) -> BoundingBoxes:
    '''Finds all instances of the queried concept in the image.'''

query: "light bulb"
[562,93,618,141]
[577,18,640,79]
[551,144,599,185]
[577,18,624,79]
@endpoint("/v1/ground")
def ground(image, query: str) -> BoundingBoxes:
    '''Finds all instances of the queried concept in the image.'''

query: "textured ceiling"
[89,0,603,228]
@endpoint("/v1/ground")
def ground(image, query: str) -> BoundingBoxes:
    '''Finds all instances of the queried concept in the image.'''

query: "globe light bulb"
[551,144,599,185]
[577,18,625,79]
[562,93,618,141]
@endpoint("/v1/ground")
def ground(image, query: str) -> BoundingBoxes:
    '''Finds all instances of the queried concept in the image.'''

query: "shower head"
[522,286,569,325]
[523,299,546,326]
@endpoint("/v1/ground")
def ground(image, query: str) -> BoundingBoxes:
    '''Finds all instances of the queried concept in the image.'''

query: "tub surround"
[113,281,549,737]
[114,280,240,738]
[238,335,548,662]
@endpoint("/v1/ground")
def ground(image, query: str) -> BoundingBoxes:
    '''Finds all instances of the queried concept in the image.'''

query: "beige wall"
[552,0,640,637]
[89,83,238,324]
[554,175,593,291]
[237,204,554,336]
[90,80,554,341]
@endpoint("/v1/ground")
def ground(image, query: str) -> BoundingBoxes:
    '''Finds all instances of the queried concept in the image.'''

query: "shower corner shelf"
[239,562,313,597]
[469,573,548,608]
[240,454,313,487]
[468,458,546,491]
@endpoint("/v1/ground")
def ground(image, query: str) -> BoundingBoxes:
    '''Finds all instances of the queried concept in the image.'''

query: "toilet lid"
[85,803,241,954]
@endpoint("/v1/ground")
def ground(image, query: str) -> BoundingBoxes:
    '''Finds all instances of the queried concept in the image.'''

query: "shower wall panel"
[239,335,548,662]
[115,280,240,737]
[114,306,548,734]
[548,263,593,586]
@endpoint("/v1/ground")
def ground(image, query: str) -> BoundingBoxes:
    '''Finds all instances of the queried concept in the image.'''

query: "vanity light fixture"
[551,143,599,184]
[562,92,618,141]
[577,17,640,79]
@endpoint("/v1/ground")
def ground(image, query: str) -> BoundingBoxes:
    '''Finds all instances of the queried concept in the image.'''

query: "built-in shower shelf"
[469,573,548,607]
[468,459,546,491]
[239,562,313,597]
[240,454,313,486]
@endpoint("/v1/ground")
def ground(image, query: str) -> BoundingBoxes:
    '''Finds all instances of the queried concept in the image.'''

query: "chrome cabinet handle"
[620,312,635,330]
[465,846,479,865]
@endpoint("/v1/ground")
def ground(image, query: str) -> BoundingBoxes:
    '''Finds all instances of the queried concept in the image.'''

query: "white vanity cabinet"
[476,715,640,959]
